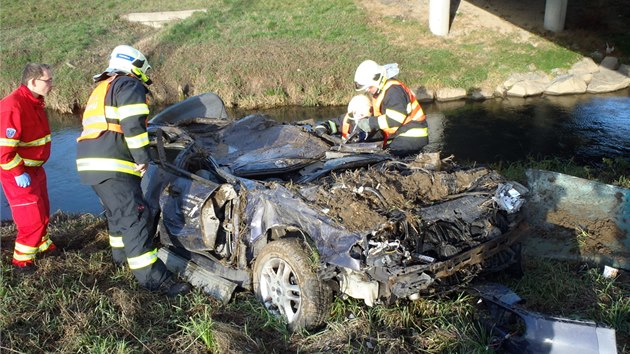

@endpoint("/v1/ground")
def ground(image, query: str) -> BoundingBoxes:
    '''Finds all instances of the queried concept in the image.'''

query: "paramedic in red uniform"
[0,63,57,271]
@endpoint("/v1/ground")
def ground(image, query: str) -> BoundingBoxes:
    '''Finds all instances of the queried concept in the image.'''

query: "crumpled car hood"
[243,182,363,270]
[151,114,332,177]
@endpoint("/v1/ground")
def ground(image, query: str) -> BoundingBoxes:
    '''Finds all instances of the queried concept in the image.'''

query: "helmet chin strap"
[131,67,152,85]
[377,75,387,92]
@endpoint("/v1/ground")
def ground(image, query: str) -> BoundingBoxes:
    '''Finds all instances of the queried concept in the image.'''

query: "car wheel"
[253,238,332,331]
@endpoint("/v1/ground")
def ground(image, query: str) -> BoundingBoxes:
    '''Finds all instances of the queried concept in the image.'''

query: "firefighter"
[76,45,189,296]
[1,63,57,272]
[351,60,429,157]
[314,94,374,142]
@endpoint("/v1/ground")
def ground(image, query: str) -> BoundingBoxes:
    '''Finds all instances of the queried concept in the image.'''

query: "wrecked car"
[143,93,528,330]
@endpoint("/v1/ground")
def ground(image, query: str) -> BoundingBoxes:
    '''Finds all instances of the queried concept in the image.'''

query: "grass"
[2,211,628,352]
[490,156,630,189]
[0,0,590,113]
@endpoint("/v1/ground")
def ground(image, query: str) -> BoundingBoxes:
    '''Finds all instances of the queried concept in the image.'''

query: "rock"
[551,68,568,76]
[503,71,551,89]
[544,75,587,95]
[586,67,630,93]
[435,88,467,102]
[575,73,594,84]
[507,80,549,97]
[569,57,599,75]
[469,88,494,101]
[504,71,551,98]
[494,84,506,98]
[600,56,620,70]
[590,51,604,63]
[415,86,435,103]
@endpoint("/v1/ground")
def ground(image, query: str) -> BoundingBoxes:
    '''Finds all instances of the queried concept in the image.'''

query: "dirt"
[297,153,508,233]
[296,148,629,272]
[520,206,629,268]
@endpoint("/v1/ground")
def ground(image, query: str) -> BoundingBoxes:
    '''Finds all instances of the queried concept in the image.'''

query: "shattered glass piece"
[493,183,524,214]
[475,283,618,354]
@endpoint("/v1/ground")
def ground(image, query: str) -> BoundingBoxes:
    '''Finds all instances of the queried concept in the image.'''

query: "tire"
[253,238,332,331]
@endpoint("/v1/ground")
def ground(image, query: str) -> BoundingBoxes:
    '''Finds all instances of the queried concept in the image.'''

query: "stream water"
[1,89,628,220]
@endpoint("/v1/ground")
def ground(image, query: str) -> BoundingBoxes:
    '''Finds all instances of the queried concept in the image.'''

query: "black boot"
[157,275,191,297]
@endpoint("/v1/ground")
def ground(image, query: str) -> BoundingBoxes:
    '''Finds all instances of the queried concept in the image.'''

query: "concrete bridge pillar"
[429,0,450,36]
[544,0,568,32]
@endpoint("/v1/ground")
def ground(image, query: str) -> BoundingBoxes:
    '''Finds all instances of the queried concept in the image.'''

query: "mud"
[296,153,509,233]
[520,207,629,267]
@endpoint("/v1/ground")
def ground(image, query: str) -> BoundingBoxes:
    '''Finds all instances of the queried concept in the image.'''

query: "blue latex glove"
[15,172,31,188]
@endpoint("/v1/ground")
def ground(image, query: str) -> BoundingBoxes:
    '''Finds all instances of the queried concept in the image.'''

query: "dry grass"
[1,213,628,353]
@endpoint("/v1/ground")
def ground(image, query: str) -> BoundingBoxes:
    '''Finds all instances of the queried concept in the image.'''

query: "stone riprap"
[423,57,629,102]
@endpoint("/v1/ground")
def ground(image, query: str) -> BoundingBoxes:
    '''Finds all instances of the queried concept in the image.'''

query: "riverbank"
[1,0,627,113]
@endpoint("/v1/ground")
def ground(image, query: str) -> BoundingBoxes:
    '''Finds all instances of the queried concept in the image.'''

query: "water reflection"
[1,89,628,220]
[430,92,630,163]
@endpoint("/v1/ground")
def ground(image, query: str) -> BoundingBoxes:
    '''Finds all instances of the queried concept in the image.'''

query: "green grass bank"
[0,0,598,113]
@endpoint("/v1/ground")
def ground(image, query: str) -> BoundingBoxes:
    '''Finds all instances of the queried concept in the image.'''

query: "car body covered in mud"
[143,93,527,330]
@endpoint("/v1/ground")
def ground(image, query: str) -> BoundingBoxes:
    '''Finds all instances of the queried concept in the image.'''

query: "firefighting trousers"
[1,166,51,264]
[92,177,170,290]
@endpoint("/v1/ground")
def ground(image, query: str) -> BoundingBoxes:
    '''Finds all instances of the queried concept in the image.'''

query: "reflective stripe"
[15,242,39,254]
[13,251,36,261]
[19,134,51,147]
[328,121,338,134]
[83,115,108,126]
[23,158,44,166]
[104,106,120,119]
[81,115,123,134]
[399,127,429,137]
[125,132,149,149]
[0,138,19,147]
[118,103,149,121]
[377,110,405,132]
[109,235,124,248]
[377,115,389,130]
[385,108,407,123]
[127,249,158,270]
[372,79,427,146]
[38,237,53,252]
[0,154,22,170]
[76,158,141,176]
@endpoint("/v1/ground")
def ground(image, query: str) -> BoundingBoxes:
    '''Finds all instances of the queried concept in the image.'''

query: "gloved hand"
[15,172,31,188]
[356,118,371,133]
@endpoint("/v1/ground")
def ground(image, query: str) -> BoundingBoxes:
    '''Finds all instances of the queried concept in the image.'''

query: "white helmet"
[354,60,385,92]
[107,45,152,84]
[347,95,372,119]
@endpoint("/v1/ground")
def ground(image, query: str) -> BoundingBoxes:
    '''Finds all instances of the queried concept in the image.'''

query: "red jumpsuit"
[0,85,54,267]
